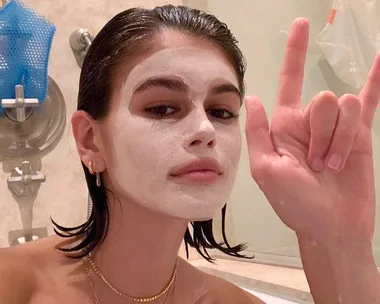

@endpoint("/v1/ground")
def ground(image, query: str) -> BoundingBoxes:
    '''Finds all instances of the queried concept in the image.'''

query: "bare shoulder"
[180,259,264,304]
[0,235,63,304]
[0,244,37,303]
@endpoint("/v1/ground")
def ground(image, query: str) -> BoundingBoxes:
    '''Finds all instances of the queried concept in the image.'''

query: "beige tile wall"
[0,0,183,248]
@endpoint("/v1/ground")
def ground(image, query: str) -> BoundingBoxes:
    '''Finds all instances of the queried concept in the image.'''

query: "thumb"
[244,96,274,177]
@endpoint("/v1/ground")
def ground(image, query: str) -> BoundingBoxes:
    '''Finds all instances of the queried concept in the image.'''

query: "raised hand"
[245,18,380,245]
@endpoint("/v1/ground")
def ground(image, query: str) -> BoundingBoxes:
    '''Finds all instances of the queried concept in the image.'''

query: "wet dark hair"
[53,5,251,263]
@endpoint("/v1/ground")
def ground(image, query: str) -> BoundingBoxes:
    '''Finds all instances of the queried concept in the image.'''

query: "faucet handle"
[7,161,46,196]
[1,85,39,123]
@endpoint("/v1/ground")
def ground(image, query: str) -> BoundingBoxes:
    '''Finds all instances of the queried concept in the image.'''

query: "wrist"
[296,232,374,260]
[296,232,378,286]
[297,234,380,304]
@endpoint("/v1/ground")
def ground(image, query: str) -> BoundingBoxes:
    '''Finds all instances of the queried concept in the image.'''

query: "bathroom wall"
[0,0,183,248]
[186,0,380,265]
[2,0,380,267]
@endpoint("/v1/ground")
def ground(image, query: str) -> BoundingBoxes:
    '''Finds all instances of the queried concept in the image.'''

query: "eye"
[145,105,179,117]
[208,108,239,120]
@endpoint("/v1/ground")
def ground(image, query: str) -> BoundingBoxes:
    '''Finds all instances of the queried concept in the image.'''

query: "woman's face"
[99,33,242,220]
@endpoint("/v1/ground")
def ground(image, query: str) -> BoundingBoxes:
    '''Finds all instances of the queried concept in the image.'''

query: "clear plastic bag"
[316,0,380,88]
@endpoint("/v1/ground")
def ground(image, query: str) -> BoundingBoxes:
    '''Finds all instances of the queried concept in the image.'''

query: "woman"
[0,5,380,304]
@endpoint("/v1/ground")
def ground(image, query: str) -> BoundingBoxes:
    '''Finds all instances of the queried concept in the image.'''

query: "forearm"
[297,235,380,304]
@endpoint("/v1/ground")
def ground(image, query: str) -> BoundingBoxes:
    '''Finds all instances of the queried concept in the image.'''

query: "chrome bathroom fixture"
[87,192,93,219]
[69,28,94,68]
[2,84,39,123]
[0,77,66,157]
[9,227,48,247]
[7,160,46,196]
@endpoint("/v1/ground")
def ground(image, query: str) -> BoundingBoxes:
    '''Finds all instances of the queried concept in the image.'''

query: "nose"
[184,116,216,150]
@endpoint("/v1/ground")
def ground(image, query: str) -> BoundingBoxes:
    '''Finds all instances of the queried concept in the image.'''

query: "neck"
[91,194,188,301]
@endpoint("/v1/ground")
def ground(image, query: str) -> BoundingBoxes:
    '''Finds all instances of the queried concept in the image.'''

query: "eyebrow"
[209,83,242,100]
[134,77,188,94]
[133,76,242,101]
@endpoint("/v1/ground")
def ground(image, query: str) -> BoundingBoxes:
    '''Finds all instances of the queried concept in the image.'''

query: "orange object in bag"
[316,0,380,88]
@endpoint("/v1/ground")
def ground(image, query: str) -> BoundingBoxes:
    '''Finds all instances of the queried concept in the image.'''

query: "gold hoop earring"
[88,161,94,175]
[96,172,101,187]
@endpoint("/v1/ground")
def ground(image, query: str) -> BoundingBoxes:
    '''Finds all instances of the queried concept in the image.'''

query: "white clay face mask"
[106,47,242,220]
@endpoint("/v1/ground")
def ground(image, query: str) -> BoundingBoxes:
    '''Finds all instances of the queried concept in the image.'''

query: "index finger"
[277,18,309,108]
[359,53,380,128]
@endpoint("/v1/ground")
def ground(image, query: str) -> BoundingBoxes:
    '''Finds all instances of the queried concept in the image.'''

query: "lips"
[170,158,223,177]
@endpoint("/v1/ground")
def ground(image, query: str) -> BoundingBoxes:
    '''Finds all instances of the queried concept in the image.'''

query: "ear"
[71,110,106,173]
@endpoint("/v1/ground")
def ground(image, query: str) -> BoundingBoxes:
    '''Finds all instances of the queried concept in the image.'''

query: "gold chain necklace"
[83,257,101,304]
[82,253,178,303]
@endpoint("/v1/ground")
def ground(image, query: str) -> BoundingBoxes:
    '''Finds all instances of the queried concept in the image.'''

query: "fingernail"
[328,154,341,170]
[312,158,325,171]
